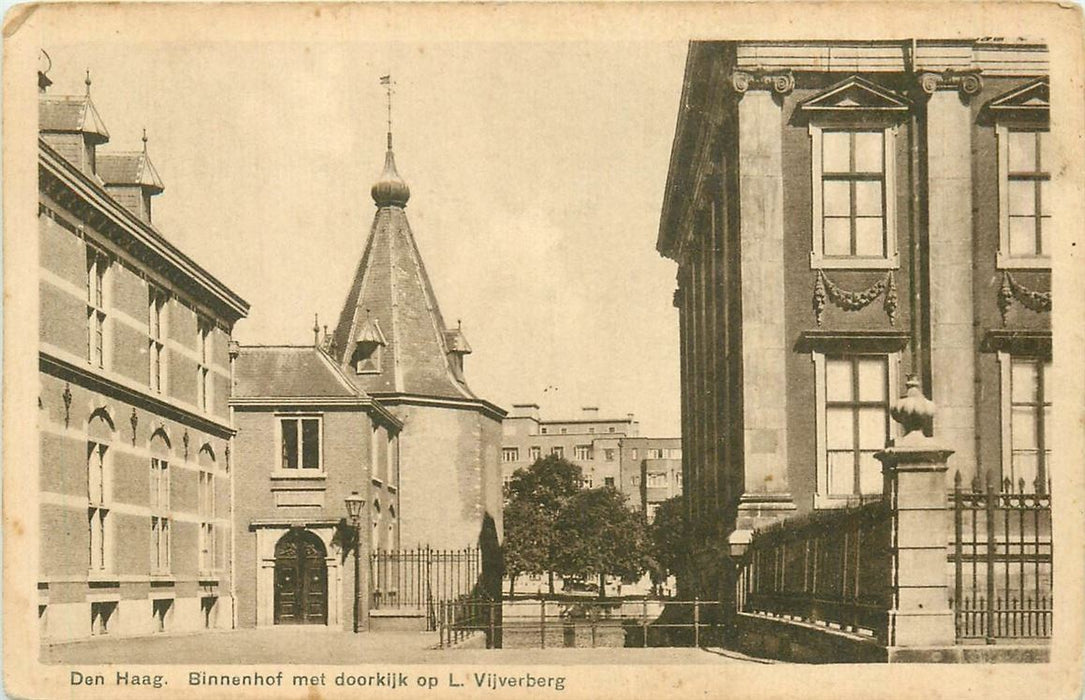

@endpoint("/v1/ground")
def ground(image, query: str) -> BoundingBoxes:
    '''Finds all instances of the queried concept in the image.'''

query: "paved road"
[43,628,774,665]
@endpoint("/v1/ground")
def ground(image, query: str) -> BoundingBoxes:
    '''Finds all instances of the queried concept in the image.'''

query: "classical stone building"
[657,40,1052,600]
[231,344,401,629]
[38,70,248,640]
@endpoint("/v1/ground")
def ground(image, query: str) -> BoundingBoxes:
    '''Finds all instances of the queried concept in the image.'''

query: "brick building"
[38,70,249,640]
[231,345,401,629]
[501,405,682,516]
[657,40,1052,600]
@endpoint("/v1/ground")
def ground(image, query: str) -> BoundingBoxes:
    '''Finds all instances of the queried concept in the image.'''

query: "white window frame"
[809,124,899,270]
[574,445,592,461]
[148,287,168,394]
[275,415,324,473]
[997,352,1052,491]
[502,447,519,463]
[529,446,541,461]
[86,246,111,370]
[196,317,212,412]
[87,441,112,574]
[812,350,901,509]
[198,470,216,573]
[996,125,1052,270]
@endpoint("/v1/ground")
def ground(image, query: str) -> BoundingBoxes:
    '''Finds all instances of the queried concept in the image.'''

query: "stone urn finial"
[891,374,936,440]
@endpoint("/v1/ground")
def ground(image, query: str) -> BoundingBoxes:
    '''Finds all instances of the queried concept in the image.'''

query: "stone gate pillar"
[876,376,955,648]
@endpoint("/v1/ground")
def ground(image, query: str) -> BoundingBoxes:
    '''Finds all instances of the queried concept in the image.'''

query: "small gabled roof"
[354,317,387,346]
[39,95,110,143]
[797,75,911,115]
[234,345,365,399]
[443,326,472,355]
[986,78,1049,119]
[98,152,165,193]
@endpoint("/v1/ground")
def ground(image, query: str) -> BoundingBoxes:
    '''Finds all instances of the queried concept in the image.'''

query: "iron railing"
[437,598,721,649]
[370,547,481,628]
[736,499,892,641]
[950,472,1052,642]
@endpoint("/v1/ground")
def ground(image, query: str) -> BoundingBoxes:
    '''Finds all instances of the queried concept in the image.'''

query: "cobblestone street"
[42,628,773,666]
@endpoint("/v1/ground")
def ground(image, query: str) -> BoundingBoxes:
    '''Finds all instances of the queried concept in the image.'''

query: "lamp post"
[345,491,365,633]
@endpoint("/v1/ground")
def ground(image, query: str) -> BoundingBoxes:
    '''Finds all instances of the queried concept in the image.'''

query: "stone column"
[921,72,981,478]
[876,376,955,647]
[730,70,797,553]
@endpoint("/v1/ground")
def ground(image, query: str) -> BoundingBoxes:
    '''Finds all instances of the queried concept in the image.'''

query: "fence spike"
[971,472,982,492]
[1002,477,1012,493]
[954,470,962,488]
[1018,477,1026,495]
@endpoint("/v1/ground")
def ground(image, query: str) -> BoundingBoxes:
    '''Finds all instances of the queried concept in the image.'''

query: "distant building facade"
[657,40,1052,600]
[231,345,401,630]
[501,405,682,516]
[38,70,249,640]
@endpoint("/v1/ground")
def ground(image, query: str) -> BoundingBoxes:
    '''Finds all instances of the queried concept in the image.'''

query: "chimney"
[509,404,540,421]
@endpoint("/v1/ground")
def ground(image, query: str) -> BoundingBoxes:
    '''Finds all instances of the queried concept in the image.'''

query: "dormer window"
[799,77,909,270]
[354,341,382,374]
[352,316,386,375]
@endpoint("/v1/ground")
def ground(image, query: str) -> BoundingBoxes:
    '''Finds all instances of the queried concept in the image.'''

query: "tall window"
[150,458,170,573]
[574,445,592,461]
[1007,357,1051,491]
[502,447,519,463]
[822,356,890,499]
[86,246,109,369]
[550,446,564,458]
[196,318,212,412]
[1005,130,1050,258]
[198,471,215,572]
[809,125,898,269]
[529,446,541,461]
[148,287,167,393]
[87,442,109,572]
[822,131,885,258]
[279,417,321,470]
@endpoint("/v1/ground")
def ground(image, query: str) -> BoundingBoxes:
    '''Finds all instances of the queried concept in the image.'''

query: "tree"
[503,455,582,594]
[647,496,690,596]
[552,486,649,598]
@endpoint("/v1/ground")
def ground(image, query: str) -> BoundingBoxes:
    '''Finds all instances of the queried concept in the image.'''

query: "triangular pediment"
[798,76,911,115]
[986,79,1049,119]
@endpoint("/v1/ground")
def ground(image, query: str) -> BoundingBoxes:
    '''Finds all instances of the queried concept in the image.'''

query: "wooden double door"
[274,529,328,625]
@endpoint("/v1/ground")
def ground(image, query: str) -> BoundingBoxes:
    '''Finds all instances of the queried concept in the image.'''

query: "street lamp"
[345,491,365,633]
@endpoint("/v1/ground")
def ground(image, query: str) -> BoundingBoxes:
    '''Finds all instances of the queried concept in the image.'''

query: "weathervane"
[380,74,395,150]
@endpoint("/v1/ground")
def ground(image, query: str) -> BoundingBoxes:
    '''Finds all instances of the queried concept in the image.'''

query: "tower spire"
[371,75,410,208]
[84,69,92,96]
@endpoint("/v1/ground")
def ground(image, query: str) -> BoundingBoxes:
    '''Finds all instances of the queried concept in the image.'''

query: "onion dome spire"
[371,74,410,208]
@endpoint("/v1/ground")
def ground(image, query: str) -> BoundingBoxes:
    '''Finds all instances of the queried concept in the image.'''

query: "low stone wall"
[731,612,887,663]
[501,621,626,649]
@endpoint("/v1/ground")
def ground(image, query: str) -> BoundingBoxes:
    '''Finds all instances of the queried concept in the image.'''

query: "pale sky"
[42,38,688,436]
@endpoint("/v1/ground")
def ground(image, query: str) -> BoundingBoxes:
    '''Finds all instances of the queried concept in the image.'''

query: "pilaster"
[921,73,980,474]
[732,73,796,546]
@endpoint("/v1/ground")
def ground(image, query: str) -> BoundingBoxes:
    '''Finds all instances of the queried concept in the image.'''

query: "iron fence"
[736,499,891,641]
[369,547,481,628]
[950,472,1052,642]
[437,598,722,649]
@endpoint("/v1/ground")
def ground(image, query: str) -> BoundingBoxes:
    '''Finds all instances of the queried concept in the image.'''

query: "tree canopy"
[551,486,649,589]
[647,495,690,589]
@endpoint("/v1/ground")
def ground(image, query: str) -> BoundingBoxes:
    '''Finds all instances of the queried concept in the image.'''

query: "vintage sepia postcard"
[4,2,1085,698]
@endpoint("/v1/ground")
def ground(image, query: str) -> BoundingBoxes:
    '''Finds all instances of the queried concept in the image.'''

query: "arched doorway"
[273,529,328,625]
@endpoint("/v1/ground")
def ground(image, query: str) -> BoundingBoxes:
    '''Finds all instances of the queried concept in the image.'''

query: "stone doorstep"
[888,644,1050,664]
[369,609,427,618]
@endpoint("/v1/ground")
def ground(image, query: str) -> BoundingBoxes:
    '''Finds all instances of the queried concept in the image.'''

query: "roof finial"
[380,74,394,150]
[84,69,92,96]
[142,128,148,153]
[313,313,320,348]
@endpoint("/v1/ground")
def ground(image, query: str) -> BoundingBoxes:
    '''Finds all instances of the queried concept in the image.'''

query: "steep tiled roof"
[329,150,479,400]
[234,346,364,399]
[39,95,109,141]
[98,152,165,193]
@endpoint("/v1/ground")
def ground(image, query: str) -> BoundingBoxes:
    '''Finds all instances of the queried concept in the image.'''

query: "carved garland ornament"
[813,269,898,327]
[998,271,1051,325]
[730,69,795,96]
